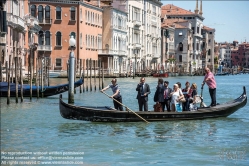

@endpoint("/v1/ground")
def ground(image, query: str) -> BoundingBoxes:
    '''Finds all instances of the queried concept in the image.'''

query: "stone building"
[161,0,216,72]
[100,5,128,74]
[1,0,40,81]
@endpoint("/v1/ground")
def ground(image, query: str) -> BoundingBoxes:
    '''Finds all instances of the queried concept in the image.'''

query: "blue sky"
[161,0,249,43]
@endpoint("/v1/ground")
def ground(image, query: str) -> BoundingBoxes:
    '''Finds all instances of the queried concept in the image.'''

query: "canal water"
[1,74,249,165]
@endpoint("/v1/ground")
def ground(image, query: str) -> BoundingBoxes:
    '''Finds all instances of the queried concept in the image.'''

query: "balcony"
[6,13,25,31]
[151,21,157,26]
[37,45,52,51]
[152,54,160,59]
[133,43,142,49]
[118,50,127,56]
[98,49,114,55]
[194,33,203,38]
[133,20,141,27]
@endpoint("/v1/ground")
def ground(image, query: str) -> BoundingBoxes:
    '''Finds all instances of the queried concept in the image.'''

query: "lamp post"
[68,36,76,103]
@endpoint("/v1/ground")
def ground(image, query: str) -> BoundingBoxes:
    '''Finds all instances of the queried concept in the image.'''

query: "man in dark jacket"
[136,77,151,111]
[163,81,172,112]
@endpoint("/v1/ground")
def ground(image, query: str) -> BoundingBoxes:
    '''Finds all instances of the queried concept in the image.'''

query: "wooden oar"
[101,91,149,123]
[200,85,204,107]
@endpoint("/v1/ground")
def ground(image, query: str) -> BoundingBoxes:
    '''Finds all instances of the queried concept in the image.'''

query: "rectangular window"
[197,27,199,33]
[55,58,62,67]
[133,7,140,21]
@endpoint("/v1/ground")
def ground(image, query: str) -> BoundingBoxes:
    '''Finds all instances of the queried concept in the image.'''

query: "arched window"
[56,31,62,46]
[179,42,183,51]
[56,6,61,20]
[31,5,36,17]
[179,55,182,62]
[38,5,43,23]
[45,6,50,23]
[45,31,50,45]
[38,31,44,45]
[70,7,76,21]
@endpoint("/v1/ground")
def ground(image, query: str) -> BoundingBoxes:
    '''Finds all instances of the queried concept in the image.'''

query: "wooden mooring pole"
[83,59,85,92]
[102,61,104,89]
[6,61,10,104]
[20,58,23,102]
[79,59,82,93]
[90,58,92,91]
[36,57,39,98]
[86,59,88,91]
[98,59,101,90]
[15,57,18,103]
[94,60,96,91]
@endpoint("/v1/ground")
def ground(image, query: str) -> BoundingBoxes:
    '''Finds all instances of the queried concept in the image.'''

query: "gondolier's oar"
[101,91,149,124]
[200,85,205,107]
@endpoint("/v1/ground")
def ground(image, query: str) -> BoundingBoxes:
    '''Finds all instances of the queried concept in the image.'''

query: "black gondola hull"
[59,86,247,122]
[0,78,83,97]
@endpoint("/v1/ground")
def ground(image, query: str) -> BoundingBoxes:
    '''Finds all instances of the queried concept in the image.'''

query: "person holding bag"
[169,84,184,112]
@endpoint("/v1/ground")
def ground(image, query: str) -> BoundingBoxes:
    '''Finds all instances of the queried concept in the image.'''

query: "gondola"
[0,78,83,97]
[59,86,247,122]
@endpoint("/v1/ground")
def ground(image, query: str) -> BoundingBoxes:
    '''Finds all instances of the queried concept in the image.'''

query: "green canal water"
[1,74,249,166]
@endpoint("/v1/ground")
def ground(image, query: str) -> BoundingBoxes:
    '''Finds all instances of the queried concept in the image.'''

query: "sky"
[161,0,249,43]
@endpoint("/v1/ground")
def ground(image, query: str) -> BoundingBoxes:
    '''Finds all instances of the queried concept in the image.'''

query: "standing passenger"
[163,81,172,112]
[182,81,191,111]
[202,67,217,107]
[136,77,151,111]
[169,84,184,112]
[154,78,164,109]
[100,78,123,111]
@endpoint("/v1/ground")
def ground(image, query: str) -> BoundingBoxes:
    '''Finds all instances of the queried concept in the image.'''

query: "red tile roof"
[161,4,195,16]
[203,25,214,31]
[161,18,188,28]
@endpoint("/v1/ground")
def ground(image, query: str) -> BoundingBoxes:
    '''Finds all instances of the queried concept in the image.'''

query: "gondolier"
[100,78,123,111]
[202,67,217,107]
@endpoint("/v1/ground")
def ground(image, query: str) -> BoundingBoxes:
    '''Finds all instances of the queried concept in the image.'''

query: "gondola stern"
[243,86,246,95]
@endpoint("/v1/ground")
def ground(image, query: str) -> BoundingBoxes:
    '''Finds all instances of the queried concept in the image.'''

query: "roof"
[161,4,195,16]
[203,25,214,31]
[84,0,110,7]
[161,18,188,28]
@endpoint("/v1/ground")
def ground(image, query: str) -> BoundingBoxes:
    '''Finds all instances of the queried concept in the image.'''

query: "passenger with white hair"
[169,84,184,112]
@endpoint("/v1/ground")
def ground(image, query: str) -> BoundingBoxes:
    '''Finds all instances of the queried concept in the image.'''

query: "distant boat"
[153,70,169,77]
[59,86,247,122]
[48,70,67,78]
[0,78,83,97]
[215,72,230,76]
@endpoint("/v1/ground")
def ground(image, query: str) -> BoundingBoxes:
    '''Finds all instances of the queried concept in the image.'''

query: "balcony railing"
[133,20,141,27]
[152,54,160,59]
[37,45,52,51]
[151,21,157,26]
[98,49,114,55]
[133,43,141,49]
[6,13,25,31]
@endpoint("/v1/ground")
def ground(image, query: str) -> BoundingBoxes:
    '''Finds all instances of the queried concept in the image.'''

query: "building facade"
[100,6,127,74]
[29,0,103,72]
[161,1,216,72]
